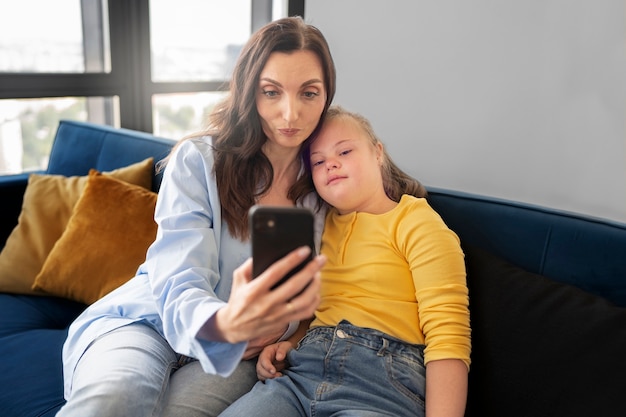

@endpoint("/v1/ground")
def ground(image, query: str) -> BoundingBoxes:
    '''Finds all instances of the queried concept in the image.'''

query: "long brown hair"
[301,105,427,208]
[160,17,336,239]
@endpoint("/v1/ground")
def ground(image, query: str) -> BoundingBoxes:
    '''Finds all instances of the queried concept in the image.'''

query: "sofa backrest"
[47,120,176,192]
[39,121,626,306]
[427,187,626,306]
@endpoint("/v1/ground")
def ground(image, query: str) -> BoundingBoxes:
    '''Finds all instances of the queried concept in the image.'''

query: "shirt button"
[336,329,346,338]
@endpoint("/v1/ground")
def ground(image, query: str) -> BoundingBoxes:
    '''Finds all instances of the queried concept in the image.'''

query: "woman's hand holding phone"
[211,244,325,356]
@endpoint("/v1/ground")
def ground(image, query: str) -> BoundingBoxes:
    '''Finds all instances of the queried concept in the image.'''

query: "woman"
[57,16,336,417]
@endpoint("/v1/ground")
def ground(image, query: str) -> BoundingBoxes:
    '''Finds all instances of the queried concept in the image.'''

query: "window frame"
[0,0,305,133]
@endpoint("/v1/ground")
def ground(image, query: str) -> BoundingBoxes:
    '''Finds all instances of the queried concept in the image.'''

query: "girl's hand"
[212,246,325,346]
[256,341,294,381]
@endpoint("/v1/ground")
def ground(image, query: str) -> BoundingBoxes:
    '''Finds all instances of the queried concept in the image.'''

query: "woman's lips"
[278,128,300,137]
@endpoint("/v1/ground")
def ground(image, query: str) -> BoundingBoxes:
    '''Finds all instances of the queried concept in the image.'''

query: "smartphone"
[249,205,315,289]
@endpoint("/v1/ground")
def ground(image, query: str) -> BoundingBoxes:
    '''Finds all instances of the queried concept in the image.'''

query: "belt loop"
[377,338,389,356]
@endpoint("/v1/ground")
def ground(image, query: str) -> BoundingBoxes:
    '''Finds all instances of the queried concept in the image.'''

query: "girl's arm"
[400,200,471,415]
[286,317,314,345]
[425,359,468,417]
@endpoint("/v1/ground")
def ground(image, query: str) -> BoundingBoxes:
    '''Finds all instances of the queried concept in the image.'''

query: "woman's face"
[256,50,326,151]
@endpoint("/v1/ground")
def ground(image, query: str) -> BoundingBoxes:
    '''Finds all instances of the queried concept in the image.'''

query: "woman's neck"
[258,145,302,207]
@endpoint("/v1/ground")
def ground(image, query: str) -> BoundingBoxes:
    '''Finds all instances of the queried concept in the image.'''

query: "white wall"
[305,0,626,223]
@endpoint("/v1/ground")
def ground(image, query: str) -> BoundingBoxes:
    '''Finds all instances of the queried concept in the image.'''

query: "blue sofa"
[1,120,625,417]
[0,120,175,417]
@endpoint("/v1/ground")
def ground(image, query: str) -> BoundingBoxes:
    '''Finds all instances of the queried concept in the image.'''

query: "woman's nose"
[282,96,300,122]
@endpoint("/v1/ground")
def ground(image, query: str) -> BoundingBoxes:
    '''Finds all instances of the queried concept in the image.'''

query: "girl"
[220,105,471,417]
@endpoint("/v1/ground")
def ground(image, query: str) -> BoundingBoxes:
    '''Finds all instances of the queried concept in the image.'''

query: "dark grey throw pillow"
[463,244,626,417]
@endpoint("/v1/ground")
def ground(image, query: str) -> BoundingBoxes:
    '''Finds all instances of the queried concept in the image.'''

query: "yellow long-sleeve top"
[311,194,471,369]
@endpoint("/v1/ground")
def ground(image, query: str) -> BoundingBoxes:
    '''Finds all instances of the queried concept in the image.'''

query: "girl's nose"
[326,158,339,169]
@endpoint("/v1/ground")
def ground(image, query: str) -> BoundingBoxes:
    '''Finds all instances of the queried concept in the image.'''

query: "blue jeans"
[56,323,257,417]
[219,320,426,417]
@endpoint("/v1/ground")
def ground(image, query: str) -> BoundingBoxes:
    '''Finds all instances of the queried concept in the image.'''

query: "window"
[0,0,304,175]
[0,97,117,174]
[148,0,251,139]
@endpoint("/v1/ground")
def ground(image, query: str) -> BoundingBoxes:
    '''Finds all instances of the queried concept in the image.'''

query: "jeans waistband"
[305,320,425,359]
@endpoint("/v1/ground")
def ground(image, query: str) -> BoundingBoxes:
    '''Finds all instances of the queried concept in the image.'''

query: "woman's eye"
[262,90,279,97]
[303,91,319,99]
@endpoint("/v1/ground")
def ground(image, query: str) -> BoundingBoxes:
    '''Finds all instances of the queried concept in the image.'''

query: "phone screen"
[249,205,315,289]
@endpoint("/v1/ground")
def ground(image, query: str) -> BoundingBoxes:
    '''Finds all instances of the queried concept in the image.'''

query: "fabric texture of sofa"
[0,120,175,417]
[0,120,625,417]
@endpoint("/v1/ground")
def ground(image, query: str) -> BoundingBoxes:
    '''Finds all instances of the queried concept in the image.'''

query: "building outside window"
[0,0,300,175]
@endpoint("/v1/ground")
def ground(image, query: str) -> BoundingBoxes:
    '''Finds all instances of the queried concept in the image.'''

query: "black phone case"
[249,206,315,289]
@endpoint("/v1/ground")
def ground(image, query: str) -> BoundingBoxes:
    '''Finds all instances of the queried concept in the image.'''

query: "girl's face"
[310,117,387,214]
[256,50,326,151]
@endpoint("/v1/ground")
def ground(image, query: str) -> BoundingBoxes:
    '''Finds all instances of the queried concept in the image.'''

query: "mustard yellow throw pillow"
[0,157,154,295]
[32,170,158,305]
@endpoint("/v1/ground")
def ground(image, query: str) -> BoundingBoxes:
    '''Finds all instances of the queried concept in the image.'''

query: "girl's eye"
[311,159,324,167]
[339,149,352,156]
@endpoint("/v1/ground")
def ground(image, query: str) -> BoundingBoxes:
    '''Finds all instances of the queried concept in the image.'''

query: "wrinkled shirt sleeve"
[145,138,246,376]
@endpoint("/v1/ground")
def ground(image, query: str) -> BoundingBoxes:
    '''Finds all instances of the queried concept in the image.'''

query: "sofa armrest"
[0,173,32,249]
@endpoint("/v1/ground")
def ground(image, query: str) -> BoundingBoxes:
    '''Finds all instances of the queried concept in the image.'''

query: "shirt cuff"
[277,320,300,342]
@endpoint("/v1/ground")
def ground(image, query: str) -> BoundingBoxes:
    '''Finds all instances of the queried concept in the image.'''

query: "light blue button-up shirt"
[62,137,324,398]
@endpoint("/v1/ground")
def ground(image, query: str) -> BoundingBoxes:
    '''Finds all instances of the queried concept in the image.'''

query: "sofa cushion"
[0,293,86,338]
[0,329,69,416]
[463,244,626,417]
[0,157,154,295]
[32,171,158,305]
[0,293,85,417]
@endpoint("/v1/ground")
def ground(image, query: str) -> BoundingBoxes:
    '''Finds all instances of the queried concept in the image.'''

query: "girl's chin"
[322,194,349,211]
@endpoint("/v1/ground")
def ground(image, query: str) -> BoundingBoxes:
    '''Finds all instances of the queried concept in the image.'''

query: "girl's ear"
[375,142,384,165]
